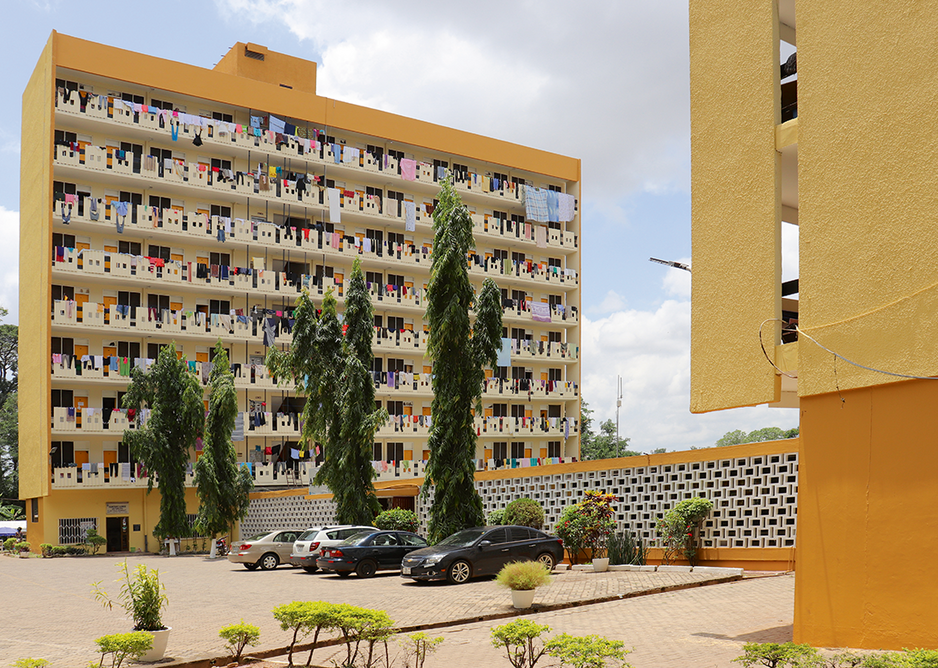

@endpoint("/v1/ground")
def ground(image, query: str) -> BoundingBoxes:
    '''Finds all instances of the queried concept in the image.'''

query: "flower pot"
[511,589,536,609]
[139,627,171,662]
[592,558,609,572]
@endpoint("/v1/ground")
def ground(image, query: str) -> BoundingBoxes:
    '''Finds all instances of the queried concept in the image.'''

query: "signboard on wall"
[106,502,129,515]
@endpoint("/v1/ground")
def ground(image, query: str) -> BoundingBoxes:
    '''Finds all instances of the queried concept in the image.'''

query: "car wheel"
[337,571,351,578]
[356,560,378,578]
[258,553,279,571]
[303,566,319,573]
[536,552,556,570]
[244,563,258,571]
[447,560,472,584]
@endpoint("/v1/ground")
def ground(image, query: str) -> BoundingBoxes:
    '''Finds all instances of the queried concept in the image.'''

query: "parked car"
[290,525,375,572]
[228,529,303,570]
[317,530,428,578]
[401,525,564,584]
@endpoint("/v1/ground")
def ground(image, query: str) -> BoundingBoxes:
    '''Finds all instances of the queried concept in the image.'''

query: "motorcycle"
[215,537,228,557]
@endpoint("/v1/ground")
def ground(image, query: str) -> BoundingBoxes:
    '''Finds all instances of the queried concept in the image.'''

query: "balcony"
[50,461,315,489]
[53,95,580,254]
[53,200,578,293]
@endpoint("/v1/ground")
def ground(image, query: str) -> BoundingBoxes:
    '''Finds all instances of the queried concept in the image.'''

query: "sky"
[0,0,799,451]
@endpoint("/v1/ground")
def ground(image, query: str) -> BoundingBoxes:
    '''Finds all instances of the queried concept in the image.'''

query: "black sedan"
[317,530,428,578]
[401,525,564,584]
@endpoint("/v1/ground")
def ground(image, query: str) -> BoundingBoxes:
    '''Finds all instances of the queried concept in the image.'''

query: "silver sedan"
[228,529,303,570]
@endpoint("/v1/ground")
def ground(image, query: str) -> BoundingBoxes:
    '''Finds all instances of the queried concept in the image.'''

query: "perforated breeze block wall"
[244,449,798,550]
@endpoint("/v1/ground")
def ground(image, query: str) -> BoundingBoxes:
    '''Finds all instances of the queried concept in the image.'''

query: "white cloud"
[216,0,691,201]
[582,299,797,452]
[588,290,627,316]
[0,208,18,324]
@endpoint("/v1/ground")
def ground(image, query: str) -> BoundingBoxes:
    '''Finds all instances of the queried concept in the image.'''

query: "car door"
[274,531,298,561]
[506,526,537,562]
[474,528,511,575]
[371,532,403,568]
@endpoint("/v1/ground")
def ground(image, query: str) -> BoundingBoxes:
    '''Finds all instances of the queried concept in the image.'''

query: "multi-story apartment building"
[690,0,938,651]
[20,33,581,553]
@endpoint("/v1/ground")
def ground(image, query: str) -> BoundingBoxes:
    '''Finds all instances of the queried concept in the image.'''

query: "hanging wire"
[759,318,938,381]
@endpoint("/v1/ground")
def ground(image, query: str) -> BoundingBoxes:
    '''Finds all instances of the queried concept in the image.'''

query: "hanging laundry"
[497,338,512,367]
[523,185,549,222]
[328,188,341,223]
[530,302,552,323]
[404,201,416,232]
[400,158,417,181]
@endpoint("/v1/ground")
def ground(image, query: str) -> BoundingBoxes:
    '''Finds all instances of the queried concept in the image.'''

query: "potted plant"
[556,491,616,570]
[496,560,552,609]
[92,561,170,662]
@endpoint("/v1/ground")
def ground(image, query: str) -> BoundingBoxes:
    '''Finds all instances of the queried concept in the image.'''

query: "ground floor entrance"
[106,516,129,552]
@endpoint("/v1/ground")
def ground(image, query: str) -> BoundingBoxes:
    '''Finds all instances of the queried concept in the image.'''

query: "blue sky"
[0,0,798,450]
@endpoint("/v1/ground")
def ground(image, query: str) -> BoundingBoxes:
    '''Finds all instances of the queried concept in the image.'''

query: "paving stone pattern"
[0,554,751,666]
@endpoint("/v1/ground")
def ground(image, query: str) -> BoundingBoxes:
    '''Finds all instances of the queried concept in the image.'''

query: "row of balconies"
[50,407,578,439]
[49,450,577,490]
[52,221,579,291]
[51,296,576,344]
[53,145,579,256]
[50,357,579,399]
[55,90,578,218]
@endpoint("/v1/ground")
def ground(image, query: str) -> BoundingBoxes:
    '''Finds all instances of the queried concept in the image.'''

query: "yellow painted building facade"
[690,0,938,650]
[20,33,582,553]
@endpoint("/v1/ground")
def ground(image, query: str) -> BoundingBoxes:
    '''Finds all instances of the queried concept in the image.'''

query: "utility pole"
[615,376,623,457]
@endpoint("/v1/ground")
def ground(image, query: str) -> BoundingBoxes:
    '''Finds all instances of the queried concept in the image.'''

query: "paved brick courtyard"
[0,553,792,667]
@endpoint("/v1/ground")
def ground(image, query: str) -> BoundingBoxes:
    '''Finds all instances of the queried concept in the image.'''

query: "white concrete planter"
[592,558,609,572]
[139,627,171,662]
[511,589,536,609]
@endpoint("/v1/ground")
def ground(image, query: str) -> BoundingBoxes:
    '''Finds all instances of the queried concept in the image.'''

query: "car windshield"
[297,530,320,541]
[342,531,376,546]
[246,532,273,541]
[436,528,487,547]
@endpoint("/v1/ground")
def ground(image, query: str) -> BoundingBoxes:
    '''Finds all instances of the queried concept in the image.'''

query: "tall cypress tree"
[424,176,503,542]
[123,342,204,541]
[194,342,254,550]
[267,261,385,525]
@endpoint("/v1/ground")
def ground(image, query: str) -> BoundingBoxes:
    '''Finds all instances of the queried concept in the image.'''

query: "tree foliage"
[423,176,502,542]
[715,427,799,448]
[122,342,204,539]
[268,259,385,526]
[582,419,637,460]
[194,343,254,539]
[0,391,19,503]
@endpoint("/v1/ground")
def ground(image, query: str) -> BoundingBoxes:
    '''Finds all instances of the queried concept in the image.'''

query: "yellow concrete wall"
[689,0,781,413]
[52,33,579,181]
[18,34,55,500]
[214,42,317,94]
[27,487,200,553]
[796,380,938,648]
[797,3,938,397]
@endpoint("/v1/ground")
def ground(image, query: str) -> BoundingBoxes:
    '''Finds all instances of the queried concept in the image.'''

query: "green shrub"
[15,541,31,554]
[400,632,444,668]
[12,659,49,668]
[491,619,551,668]
[65,545,85,555]
[219,620,260,662]
[504,498,545,529]
[39,543,54,558]
[273,600,344,667]
[488,508,507,526]
[656,496,714,565]
[84,528,108,555]
[545,633,632,668]
[94,632,153,668]
[51,546,67,556]
[374,508,417,533]
[4,537,16,552]
[93,562,168,632]
[606,531,646,566]
[555,491,617,563]
[496,561,552,591]
[732,642,822,668]
[898,649,938,668]
[332,605,394,668]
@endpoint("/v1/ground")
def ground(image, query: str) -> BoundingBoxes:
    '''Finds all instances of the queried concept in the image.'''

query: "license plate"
[402,566,412,575]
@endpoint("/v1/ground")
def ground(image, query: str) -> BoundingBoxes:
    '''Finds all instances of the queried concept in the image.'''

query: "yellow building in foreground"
[690,0,938,650]
[19,33,582,552]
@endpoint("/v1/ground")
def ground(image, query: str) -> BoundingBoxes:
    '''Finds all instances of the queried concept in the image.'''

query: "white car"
[290,525,374,572]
